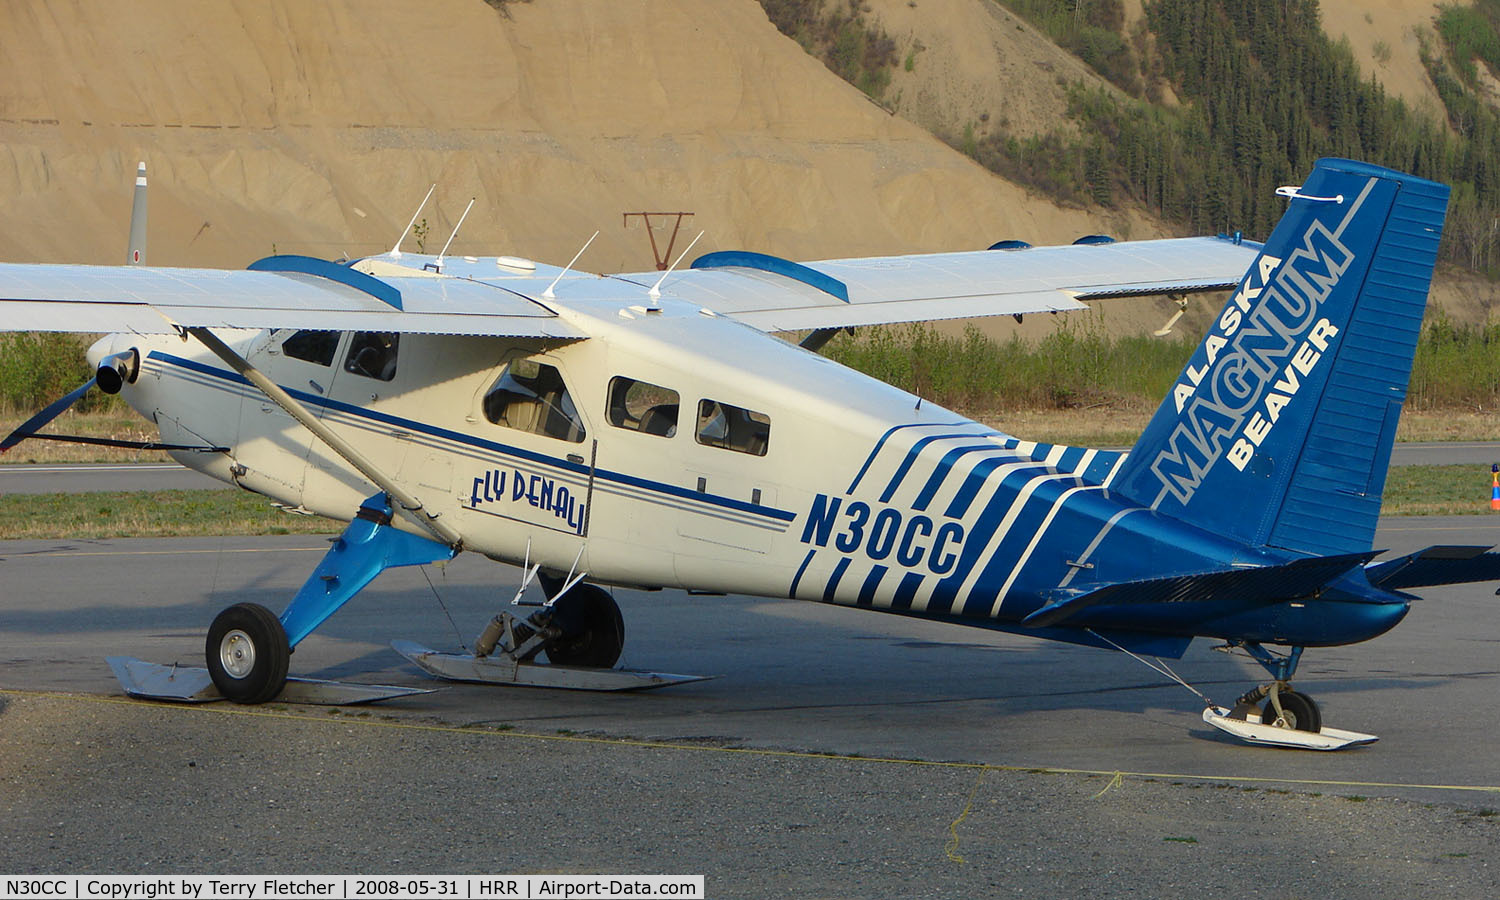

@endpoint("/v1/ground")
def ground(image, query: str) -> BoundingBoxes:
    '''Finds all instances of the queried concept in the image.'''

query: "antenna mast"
[647,230,705,310]
[433,197,476,271]
[389,184,436,258]
[543,230,600,300]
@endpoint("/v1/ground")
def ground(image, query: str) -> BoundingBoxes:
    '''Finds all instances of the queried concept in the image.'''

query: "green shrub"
[0,332,121,414]
[823,319,1198,411]
[824,313,1500,413]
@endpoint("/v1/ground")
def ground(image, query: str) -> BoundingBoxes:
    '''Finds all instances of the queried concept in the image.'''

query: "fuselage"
[88,259,1408,651]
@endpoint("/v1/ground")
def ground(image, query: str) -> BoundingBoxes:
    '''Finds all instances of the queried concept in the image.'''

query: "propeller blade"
[1,377,97,453]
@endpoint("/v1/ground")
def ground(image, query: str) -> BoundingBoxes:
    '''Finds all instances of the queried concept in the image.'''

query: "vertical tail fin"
[1109,159,1449,556]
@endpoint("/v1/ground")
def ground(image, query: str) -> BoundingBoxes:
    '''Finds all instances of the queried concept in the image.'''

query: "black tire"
[1262,690,1321,733]
[544,584,624,668]
[206,602,290,704]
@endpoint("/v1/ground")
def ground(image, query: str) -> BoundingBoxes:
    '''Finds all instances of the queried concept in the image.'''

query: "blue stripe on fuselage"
[858,564,888,607]
[151,351,795,524]
[890,571,924,611]
[823,557,853,602]
[911,444,1014,511]
[959,475,1085,617]
[878,429,1003,503]
[847,421,970,494]
[925,461,1056,615]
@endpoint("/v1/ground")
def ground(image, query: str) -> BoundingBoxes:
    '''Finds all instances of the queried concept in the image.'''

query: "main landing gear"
[205,602,290,704]
[394,565,709,691]
[109,494,707,705]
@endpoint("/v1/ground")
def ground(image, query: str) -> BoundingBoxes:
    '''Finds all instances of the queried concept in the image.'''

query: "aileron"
[621,234,1261,331]
[0,261,584,339]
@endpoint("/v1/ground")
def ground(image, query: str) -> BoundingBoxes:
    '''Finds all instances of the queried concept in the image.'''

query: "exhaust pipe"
[95,348,140,394]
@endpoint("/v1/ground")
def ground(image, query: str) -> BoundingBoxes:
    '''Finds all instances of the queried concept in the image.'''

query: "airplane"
[0,157,1487,749]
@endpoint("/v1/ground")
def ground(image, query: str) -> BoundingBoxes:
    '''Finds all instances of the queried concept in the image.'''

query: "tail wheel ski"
[206,602,290,704]
[1091,632,1372,748]
[544,584,625,668]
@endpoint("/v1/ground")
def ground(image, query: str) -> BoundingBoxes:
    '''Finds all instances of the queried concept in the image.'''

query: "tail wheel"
[206,602,290,704]
[544,584,624,669]
[1262,689,1322,733]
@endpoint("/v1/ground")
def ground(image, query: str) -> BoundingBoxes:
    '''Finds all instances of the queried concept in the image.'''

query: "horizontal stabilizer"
[1023,552,1377,628]
[1364,545,1500,589]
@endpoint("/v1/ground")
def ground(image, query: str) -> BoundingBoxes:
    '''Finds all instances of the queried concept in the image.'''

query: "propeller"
[1,349,139,454]
[1,377,98,453]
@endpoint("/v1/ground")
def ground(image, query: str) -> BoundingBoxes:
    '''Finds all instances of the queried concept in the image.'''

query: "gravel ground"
[1,692,1496,899]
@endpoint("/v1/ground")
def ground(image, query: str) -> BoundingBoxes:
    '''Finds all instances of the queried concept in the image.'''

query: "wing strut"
[185,326,463,550]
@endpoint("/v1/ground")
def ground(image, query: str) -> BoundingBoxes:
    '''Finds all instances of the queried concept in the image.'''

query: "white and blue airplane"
[0,158,1485,749]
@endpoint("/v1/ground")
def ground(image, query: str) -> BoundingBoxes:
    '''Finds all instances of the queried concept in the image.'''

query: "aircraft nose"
[86,335,117,369]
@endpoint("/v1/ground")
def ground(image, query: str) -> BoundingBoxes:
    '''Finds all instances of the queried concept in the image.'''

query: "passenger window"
[344,332,399,381]
[483,357,587,443]
[281,330,339,367]
[695,399,770,456]
[606,377,680,438]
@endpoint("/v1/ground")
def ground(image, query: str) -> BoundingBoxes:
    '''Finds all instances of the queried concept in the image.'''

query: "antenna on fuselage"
[432,197,475,273]
[543,230,600,300]
[389,183,436,258]
[646,230,705,311]
[127,161,147,265]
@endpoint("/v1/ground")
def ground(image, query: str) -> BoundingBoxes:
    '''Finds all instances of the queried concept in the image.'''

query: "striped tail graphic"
[1108,159,1449,556]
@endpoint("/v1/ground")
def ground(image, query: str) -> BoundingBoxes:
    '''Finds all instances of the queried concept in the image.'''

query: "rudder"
[1109,159,1449,556]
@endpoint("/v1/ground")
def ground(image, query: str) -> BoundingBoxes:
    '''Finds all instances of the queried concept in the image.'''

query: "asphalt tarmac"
[2,520,1499,893]
[0,462,227,494]
[2,517,1498,798]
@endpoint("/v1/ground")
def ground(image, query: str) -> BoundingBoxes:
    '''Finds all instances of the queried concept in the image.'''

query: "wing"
[0,255,583,339]
[610,235,1261,331]
[0,234,1258,338]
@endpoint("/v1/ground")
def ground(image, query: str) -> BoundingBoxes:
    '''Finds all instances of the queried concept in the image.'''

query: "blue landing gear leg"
[204,494,457,704]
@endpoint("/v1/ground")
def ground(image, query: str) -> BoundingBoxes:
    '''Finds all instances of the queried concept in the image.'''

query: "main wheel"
[206,602,290,704]
[544,584,624,668]
[1262,690,1322,733]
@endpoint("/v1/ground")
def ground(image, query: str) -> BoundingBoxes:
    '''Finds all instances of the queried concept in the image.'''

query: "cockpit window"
[344,332,399,381]
[606,376,679,438]
[483,357,587,443]
[695,399,769,456]
[281,330,339,367]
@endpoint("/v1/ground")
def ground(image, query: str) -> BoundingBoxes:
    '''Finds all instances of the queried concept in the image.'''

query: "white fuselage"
[95,297,980,601]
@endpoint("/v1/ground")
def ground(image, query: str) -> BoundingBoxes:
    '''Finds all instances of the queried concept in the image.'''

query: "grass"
[0,489,339,540]
[1382,465,1500,516]
[0,411,170,464]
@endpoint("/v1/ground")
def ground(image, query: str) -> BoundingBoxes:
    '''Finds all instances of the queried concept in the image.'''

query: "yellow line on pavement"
[4,688,1498,796]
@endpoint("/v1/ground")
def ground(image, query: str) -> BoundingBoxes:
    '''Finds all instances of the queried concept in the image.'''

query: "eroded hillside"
[0,0,1145,277]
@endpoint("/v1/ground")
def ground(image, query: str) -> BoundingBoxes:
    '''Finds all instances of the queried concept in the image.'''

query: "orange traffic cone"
[1490,464,1499,511]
